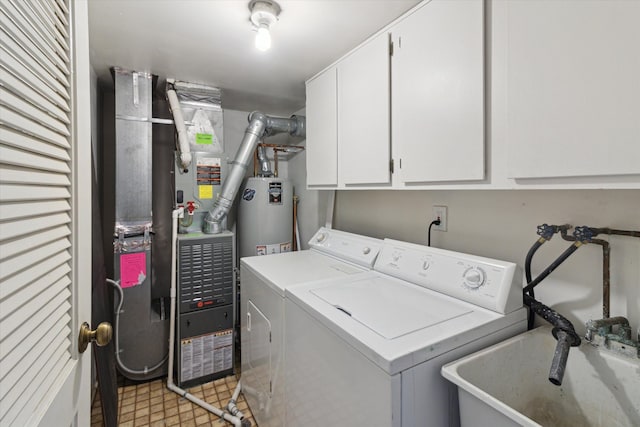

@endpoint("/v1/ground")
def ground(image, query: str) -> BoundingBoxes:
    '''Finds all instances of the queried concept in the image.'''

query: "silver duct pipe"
[264,115,306,137]
[203,111,305,234]
[256,144,273,177]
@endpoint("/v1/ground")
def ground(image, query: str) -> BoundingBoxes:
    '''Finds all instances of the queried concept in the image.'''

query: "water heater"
[238,177,293,258]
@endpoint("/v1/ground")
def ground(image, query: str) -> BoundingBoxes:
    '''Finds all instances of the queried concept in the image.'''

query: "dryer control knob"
[463,267,486,289]
[316,233,326,242]
[363,247,371,255]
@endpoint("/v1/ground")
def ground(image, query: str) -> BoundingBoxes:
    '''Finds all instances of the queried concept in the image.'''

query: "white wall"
[288,144,331,249]
[285,108,331,249]
[331,189,640,335]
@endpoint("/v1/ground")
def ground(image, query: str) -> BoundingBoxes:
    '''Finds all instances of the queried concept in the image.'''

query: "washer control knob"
[316,233,327,242]
[463,267,486,289]
[363,247,371,255]
[422,260,431,270]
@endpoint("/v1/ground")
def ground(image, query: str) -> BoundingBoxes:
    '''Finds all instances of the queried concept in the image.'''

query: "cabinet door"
[338,32,391,186]
[505,1,640,179]
[245,301,272,403]
[306,67,338,186]
[392,0,484,184]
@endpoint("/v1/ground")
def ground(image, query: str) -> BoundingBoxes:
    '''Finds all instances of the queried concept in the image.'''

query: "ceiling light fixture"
[249,0,281,52]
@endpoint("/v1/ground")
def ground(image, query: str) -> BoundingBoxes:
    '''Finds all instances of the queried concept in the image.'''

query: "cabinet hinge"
[390,159,394,174]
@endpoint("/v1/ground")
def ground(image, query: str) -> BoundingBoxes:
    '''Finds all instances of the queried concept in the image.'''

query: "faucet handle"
[573,226,594,243]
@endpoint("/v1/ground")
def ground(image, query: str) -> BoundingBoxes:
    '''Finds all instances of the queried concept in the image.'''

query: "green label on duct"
[196,133,213,145]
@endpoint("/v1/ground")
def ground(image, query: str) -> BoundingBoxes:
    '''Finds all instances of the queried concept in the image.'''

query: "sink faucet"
[585,316,639,358]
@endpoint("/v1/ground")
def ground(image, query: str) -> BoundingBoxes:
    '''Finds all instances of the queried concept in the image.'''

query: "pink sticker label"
[120,252,147,288]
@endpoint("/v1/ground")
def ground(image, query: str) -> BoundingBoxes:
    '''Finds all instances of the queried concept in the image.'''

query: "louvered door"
[0,0,92,426]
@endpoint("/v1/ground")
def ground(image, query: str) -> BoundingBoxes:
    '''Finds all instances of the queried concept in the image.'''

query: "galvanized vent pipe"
[203,111,305,234]
[256,144,273,177]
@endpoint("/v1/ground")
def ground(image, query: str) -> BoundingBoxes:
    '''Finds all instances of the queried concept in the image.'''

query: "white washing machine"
[285,238,527,427]
[240,227,382,427]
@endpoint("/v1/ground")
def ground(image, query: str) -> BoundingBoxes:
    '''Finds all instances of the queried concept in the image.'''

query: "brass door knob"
[78,322,112,353]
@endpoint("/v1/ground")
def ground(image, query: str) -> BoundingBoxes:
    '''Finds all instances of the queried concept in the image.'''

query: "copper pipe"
[590,228,640,238]
[589,240,611,319]
[587,228,640,318]
[258,143,305,150]
[253,143,305,178]
[253,147,258,177]
[602,244,611,319]
[274,148,279,177]
[292,195,299,251]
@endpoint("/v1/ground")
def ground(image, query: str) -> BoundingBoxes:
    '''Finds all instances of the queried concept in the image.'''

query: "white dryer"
[285,238,527,427]
[240,227,382,427]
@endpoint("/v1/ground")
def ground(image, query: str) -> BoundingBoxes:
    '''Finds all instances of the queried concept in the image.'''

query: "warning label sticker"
[120,252,146,288]
[268,182,282,204]
[180,329,233,382]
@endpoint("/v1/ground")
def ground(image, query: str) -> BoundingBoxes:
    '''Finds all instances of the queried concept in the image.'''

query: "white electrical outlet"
[432,205,447,232]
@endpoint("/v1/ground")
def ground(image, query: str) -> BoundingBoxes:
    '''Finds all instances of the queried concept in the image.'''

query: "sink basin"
[441,326,640,427]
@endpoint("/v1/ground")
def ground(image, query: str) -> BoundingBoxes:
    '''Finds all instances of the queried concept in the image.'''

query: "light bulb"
[255,24,271,51]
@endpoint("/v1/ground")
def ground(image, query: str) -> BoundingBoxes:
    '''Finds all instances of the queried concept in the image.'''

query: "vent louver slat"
[0,0,73,423]
[178,235,233,312]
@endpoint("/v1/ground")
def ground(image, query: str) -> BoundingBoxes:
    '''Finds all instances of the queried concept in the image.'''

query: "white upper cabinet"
[305,0,484,189]
[505,0,640,179]
[306,66,338,187]
[338,32,391,186]
[305,0,639,189]
[392,0,484,184]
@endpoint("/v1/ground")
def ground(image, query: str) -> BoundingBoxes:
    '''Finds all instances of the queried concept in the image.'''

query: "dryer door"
[244,301,272,412]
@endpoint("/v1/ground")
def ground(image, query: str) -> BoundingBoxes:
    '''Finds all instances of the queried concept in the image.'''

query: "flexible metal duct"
[166,88,192,170]
[203,111,305,234]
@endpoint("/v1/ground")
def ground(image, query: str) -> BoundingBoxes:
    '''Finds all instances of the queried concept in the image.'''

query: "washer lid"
[311,276,471,339]
[241,250,365,296]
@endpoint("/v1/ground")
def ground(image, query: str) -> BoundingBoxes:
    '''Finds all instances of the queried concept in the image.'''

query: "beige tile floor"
[91,375,257,427]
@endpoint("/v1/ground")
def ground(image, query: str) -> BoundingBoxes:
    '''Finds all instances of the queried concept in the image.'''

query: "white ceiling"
[88,0,420,115]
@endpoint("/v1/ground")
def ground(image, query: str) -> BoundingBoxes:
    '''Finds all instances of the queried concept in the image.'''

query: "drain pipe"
[166,85,192,170]
[169,207,246,427]
[203,112,305,234]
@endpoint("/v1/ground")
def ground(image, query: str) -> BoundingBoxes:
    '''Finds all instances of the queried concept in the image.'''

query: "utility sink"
[442,326,640,427]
